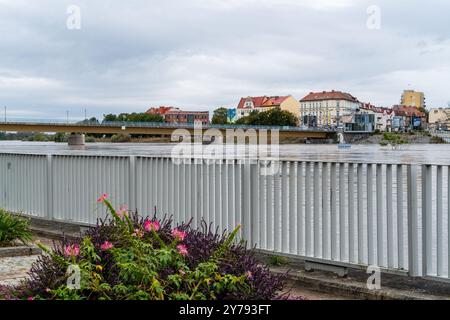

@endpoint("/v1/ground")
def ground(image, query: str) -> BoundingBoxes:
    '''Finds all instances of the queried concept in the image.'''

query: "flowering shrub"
[1,196,286,300]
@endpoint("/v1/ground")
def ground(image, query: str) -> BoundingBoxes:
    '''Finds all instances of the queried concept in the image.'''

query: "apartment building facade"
[299,90,361,127]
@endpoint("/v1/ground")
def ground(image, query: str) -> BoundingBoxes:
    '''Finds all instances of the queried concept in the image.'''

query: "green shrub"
[85,136,96,143]
[268,255,290,266]
[0,209,32,246]
[111,133,132,143]
[430,136,446,144]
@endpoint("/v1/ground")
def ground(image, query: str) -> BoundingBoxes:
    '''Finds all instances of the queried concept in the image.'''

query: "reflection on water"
[0,141,450,165]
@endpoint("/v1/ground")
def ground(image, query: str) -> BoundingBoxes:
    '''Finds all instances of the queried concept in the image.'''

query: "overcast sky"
[0,0,449,120]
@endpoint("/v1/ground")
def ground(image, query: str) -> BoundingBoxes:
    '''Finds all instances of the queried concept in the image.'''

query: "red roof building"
[236,95,300,119]
[392,105,426,129]
[146,106,209,124]
[146,106,180,116]
[237,96,291,109]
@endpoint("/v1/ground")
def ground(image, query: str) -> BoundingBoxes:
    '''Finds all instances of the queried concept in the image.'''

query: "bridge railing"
[1,119,336,132]
[0,153,448,282]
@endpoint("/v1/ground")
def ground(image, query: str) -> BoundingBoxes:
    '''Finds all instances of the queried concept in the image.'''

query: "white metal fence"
[0,153,449,282]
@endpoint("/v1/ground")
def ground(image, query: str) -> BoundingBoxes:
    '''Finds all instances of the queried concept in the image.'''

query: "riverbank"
[352,131,446,145]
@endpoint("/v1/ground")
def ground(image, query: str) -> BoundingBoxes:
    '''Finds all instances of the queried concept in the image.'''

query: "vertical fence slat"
[322,162,330,260]
[408,165,420,277]
[274,162,281,252]
[289,162,297,254]
[305,162,312,257]
[266,165,273,251]
[386,164,394,269]
[243,164,251,244]
[251,163,260,248]
[422,165,432,277]
[348,163,355,263]
[367,164,375,266]
[281,162,289,252]
[339,163,346,262]
[357,164,364,264]
[297,162,304,256]
[436,166,443,276]
[397,165,405,270]
[314,162,321,258]
[330,163,338,260]
[376,164,384,267]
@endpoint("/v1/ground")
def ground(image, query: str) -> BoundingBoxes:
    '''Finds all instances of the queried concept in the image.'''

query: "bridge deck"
[0,121,335,139]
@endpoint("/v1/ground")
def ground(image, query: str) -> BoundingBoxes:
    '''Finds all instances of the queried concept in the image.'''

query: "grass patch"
[268,255,290,267]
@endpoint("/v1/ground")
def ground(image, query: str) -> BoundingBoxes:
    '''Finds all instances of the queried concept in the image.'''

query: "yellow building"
[236,95,300,119]
[401,90,426,109]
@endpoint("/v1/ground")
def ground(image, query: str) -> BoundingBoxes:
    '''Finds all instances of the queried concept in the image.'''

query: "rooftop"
[237,96,290,109]
[300,90,359,103]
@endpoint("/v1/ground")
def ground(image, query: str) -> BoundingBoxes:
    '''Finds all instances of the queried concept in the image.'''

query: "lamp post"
[4,106,6,123]
[66,110,69,124]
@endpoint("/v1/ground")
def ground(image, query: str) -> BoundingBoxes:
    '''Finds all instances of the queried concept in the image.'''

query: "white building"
[299,90,361,127]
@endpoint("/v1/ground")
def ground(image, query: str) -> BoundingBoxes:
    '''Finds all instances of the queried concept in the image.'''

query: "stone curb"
[30,226,80,242]
[271,268,449,300]
[0,245,42,258]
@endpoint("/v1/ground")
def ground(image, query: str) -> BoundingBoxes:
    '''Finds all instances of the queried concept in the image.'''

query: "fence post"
[129,155,137,212]
[242,163,251,244]
[421,165,432,277]
[407,165,420,277]
[46,154,54,220]
[251,162,259,247]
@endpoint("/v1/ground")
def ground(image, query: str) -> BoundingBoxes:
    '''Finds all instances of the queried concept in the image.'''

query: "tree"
[211,107,229,125]
[235,108,298,127]
[103,114,118,122]
[102,113,164,123]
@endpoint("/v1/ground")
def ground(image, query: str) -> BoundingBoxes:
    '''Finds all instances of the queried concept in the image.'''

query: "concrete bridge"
[0,120,337,145]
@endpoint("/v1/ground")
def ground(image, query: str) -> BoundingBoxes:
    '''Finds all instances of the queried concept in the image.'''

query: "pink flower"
[171,228,187,241]
[117,204,128,219]
[64,244,80,257]
[132,229,144,238]
[100,241,114,251]
[177,244,188,256]
[245,271,253,280]
[144,220,160,232]
[97,194,109,203]
[27,296,34,301]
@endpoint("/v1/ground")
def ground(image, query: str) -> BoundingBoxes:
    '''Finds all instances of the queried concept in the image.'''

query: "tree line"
[212,107,298,127]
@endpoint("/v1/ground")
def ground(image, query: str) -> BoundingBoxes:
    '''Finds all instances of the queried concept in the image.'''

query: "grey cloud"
[0,0,449,120]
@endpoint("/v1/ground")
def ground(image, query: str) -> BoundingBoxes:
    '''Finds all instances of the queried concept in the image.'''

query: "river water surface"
[1,141,450,165]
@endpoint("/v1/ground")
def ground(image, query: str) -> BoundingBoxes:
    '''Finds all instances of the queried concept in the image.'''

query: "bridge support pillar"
[68,133,86,146]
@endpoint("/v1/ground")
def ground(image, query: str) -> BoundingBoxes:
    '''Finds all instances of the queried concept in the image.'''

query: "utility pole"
[84,108,87,121]
[4,106,6,123]
[66,110,69,124]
